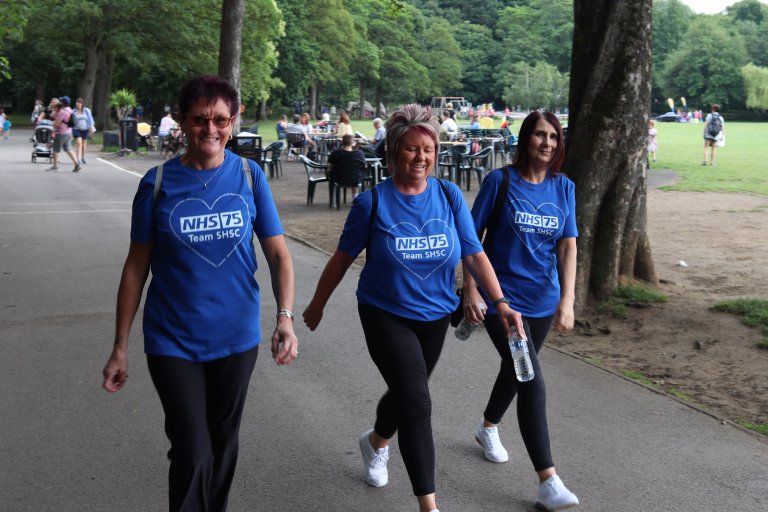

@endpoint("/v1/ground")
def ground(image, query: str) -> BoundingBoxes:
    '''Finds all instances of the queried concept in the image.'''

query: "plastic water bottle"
[509,331,534,382]
[455,318,479,340]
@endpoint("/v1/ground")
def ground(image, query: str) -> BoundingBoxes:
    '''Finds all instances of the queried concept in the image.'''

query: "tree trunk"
[309,82,318,120]
[79,13,103,109]
[218,0,244,132]
[565,0,657,311]
[93,50,115,130]
[358,80,365,120]
[375,86,383,118]
[258,100,267,121]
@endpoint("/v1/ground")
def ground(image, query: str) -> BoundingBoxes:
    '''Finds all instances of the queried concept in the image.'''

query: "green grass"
[712,298,768,348]
[668,388,696,403]
[619,369,656,387]
[597,281,667,318]
[653,121,768,196]
[735,419,768,436]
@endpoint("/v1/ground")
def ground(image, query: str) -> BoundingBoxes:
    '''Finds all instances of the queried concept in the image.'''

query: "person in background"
[48,96,81,172]
[0,108,7,139]
[647,119,658,163]
[303,103,524,512]
[315,112,332,132]
[702,104,724,166]
[469,114,481,130]
[31,100,44,125]
[276,114,288,139]
[461,110,579,511]
[371,117,386,144]
[71,98,95,164]
[300,112,314,135]
[440,109,458,139]
[328,133,366,198]
[334,111,354,138]
[102,74,299,512]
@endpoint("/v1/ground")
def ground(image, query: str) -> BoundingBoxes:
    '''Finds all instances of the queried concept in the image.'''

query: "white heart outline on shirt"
[386,218,455,280]
[169,194,250,268]
[508,199,565,252]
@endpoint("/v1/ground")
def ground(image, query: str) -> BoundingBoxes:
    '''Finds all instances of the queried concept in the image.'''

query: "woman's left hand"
[272,318,299,365]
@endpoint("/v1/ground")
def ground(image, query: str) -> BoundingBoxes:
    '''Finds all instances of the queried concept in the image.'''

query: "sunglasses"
[189,115,234,128]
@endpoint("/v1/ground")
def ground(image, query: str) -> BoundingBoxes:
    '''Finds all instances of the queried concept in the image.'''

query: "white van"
[430,97,470,117]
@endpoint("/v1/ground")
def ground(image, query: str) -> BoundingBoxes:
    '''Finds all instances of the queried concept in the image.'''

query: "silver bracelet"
[276,309,294,321]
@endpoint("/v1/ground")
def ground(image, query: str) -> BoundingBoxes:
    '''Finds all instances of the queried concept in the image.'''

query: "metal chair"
[299,155,329,205]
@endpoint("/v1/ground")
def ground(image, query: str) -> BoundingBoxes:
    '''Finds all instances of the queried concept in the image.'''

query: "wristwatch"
[492,297,510,307]
[276,309,294,321]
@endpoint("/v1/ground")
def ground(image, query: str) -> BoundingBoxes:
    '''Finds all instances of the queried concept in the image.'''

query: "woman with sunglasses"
[102,75,299,511]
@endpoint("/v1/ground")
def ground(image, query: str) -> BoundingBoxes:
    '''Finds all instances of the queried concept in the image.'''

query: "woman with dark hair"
[303,104,525,512]
[461,111,579,511]
[71,98,94,164]
[102,75,299,511]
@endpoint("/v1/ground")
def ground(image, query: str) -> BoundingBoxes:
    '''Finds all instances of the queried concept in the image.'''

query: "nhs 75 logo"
[180,210,244,233]
[395,234,449,251]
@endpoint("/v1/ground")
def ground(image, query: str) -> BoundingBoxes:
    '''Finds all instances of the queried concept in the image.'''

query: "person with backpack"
[102,75,299,511]
[460,111,579,511]
[703,104,725,166]
[302,104,525,512]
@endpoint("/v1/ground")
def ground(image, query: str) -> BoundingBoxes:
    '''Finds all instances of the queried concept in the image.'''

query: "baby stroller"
[31,124,54,163]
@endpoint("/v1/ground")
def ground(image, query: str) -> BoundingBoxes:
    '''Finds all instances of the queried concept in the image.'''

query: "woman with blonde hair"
[304,103,525,512]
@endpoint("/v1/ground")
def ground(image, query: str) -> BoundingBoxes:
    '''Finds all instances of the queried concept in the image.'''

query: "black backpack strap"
[480,166,510,250]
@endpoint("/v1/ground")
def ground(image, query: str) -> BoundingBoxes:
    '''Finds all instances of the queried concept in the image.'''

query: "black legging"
[147,345,259,512]
[483,314,555,471]
[358,303,450,497]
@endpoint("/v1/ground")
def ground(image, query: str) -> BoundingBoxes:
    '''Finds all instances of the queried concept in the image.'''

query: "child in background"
[647,119,657,163]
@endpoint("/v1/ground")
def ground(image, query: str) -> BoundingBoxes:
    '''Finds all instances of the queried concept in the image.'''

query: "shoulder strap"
[481,167,510,250]
[153,163,164,204]
[241,156,253,190]
[154,156,254,206]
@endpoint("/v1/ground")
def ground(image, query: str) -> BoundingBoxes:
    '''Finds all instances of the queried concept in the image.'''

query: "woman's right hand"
[102,348,128,393]
[302,302,324,331]
[463,286,487,324]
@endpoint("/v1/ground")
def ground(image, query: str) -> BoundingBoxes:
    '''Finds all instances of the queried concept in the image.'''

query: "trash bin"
[102,130,119,150]
[119,117,138,151]
[229,131,263,161]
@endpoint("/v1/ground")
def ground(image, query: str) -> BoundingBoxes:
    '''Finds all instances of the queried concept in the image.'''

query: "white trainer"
[536,475,579,511]
[358,429,389,487]
[474,422,509,463]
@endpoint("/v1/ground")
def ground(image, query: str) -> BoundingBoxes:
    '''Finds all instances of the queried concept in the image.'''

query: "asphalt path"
[1,129,766,511]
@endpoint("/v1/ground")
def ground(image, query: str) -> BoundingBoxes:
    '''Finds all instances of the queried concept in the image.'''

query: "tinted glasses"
[189,115,234,128]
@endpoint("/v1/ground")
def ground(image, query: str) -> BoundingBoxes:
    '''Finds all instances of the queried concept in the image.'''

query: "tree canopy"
[2,0,768,121]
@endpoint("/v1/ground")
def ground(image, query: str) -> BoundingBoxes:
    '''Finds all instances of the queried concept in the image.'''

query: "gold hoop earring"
[229,133,233,140]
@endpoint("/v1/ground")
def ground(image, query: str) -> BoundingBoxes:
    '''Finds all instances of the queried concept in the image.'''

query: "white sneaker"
[358,429,388,487]
[474,422,508,463]
[536,475,579,511]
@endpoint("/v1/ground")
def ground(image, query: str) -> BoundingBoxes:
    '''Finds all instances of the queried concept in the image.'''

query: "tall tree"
[219,0,245,130]
[565,0,656,307]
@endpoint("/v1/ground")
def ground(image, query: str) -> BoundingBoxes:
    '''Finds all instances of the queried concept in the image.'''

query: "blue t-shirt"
[471,168,578,317]
[338,177,483,321]
[131,150,284,361]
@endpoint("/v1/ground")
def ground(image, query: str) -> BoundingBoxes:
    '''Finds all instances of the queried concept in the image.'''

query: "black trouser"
[147,346,259,512]
[358,304,450,497]
[483,314,554,471]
